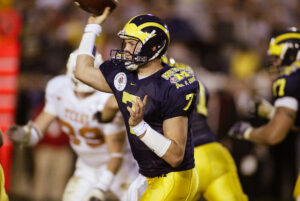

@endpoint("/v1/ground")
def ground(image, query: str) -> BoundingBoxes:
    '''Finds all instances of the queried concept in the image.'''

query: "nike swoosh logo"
[130,83,136,86]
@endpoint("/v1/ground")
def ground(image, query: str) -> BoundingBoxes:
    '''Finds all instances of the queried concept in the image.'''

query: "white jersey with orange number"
[44,75,125,167]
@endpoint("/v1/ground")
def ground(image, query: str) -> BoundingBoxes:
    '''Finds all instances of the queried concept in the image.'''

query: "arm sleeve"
[161,85,198,119]
[273,74,299,112]
[99,60,116,82]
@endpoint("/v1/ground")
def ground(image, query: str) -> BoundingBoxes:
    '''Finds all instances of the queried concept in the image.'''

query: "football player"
[75,8,199,201]
[0,129,9,201]
[7,49,138,201]
[228,27,300,200]
[163,56,248,201]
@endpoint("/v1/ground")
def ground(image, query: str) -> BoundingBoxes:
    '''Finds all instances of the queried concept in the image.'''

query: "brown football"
[74,0,118,15]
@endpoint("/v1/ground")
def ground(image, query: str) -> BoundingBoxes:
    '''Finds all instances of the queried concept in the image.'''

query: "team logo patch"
[170,76,179,83]
[114,72,127,91]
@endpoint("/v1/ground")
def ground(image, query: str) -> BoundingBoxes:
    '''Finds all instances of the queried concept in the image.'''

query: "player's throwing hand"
[88,7,111,25]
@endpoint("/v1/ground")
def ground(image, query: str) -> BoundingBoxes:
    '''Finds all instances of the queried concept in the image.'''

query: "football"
[74,0,118,15]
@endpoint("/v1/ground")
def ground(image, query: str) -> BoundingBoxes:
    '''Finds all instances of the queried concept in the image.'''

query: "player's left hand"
[127,95,148,127]
[228,121,252,140]
[6,125,29,144]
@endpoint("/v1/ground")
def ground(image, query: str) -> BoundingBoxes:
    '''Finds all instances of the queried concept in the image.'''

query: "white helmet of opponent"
[66,49,103,93]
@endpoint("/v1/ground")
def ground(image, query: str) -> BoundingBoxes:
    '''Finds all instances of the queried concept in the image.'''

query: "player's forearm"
[249,107,294,145]
[101,96,119,122]
[106,157,123,174]
[98,106,119,123]
[161,141,185,167]
[101,113,117,122]
[137,131,183,167]
[160,116,187,167]
[7,108,56,146]
[249,121,289,145]
[248,124,282,145]
[105,132,126,173]
[33,110,56,134]
[133,121,186,167]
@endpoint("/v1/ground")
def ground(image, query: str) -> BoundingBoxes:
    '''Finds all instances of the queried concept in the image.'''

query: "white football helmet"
[66,49,103,93]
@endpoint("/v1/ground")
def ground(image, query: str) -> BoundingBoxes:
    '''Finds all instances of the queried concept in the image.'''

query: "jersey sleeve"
[43,78,59,115]
[99,60,111,77]
[272,74,299,111]
[161,84,199,119]
[99,60,119,88]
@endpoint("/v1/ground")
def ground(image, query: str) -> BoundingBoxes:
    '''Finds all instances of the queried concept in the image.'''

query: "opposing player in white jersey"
[7,49,138,201]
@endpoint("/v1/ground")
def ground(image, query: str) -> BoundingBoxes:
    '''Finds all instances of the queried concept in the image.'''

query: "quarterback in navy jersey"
[228,27,300,200]
[74,8,199,201]
[163,56,248,201]
[99,59,198,177]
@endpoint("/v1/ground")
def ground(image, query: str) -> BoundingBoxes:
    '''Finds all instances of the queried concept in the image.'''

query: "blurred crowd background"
[1,0,300,201]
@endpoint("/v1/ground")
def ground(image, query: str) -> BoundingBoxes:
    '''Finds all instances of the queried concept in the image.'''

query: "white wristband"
[131,120,149,136]
[243,127,253,140]
[78,24,102,58]
[141,127,171,157]
[97,169,115,192]
[78,32,97,58]
[23,121,42,146]
[110,152,124,158]
[84,24,102,36]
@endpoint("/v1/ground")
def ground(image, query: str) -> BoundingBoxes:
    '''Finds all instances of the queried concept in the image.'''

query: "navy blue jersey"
[272,62,300,126]
[191,81,218,146]
[100,60,199,177]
